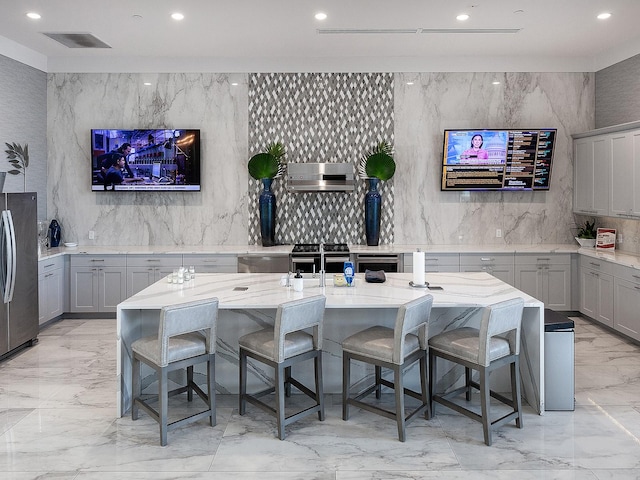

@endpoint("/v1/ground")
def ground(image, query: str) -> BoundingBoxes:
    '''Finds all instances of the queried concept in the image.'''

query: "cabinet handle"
[146,259,160,263]
[536,258,550,261]
[44,263,55,268]
[425,258,439,262]
[45,273,53,278]
[91,259,105,262]
[632,275,640,280]
[590,271,599,277]
[589,262,600,267]
[635,286,640,291]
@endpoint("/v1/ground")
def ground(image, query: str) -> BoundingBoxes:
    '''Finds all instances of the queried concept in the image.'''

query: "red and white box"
[596,228,616,251]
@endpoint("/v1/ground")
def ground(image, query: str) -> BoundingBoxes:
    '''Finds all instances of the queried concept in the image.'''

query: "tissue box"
[333,274,347,287]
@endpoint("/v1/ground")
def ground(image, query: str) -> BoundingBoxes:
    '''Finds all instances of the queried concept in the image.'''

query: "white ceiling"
[2,0,640,73]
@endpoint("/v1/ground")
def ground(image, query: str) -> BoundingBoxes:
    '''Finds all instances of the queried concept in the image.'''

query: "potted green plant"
[4,142,29,192]
[575,219,597,247]
[248,142,286,247]
[358,140,395,246]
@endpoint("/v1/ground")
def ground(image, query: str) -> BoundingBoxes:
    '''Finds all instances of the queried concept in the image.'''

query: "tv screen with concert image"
[91,129,201,192]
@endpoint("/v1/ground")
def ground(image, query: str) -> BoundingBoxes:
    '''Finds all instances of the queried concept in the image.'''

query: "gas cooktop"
[292,243,349,253]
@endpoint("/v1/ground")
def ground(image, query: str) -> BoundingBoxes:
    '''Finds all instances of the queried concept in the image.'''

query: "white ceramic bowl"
[64,242,78,248]
[575,237,596,248]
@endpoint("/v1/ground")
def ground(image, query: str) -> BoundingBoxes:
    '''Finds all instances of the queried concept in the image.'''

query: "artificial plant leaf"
[8,170,20,175]
[248,152,279,180]
[365,152,396,181]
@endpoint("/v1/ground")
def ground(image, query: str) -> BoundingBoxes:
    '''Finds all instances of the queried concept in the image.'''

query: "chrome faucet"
[319,243,326,287]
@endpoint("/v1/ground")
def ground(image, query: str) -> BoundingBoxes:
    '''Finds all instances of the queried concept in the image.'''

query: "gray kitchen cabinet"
[460,253,514,286]
[515,254,572,311]
[183,254,238,273]
[70,255,127,313]
[573,134,610,216]
[403,253,459,273]
[613,265,640,342]
[579,256,614,327]
[609,129,640,219]
[126,254,183,297]
[38,256,65,324]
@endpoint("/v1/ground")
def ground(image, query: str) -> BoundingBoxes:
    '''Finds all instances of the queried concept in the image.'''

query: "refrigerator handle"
[1,210,16,303]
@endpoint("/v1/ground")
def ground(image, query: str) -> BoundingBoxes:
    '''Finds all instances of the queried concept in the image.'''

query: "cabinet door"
[515,264,542,300]
[610,132,634,217]
[580,268,598,319]
[573,136,610,215]
[100,267,127,312]
[597,273,614,328]
[126,267,156,297]
[614,278,640,341]
[545,264,572,311]
[38,272,46,324]
[70,267,99,313]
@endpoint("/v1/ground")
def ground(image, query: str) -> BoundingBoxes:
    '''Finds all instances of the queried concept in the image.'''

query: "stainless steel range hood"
[287,162,355,192]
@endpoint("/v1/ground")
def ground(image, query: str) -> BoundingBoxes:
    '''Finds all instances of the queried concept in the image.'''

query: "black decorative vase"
[259,178,276,247]
[364,178,381,246]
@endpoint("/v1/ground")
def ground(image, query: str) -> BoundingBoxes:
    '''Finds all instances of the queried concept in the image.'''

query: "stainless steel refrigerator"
[0,192,38,358]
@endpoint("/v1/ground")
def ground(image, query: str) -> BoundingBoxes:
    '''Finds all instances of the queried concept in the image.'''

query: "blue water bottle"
[343,261,355,287]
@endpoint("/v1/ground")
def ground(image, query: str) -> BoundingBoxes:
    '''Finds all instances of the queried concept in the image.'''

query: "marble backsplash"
[47,71,595,248]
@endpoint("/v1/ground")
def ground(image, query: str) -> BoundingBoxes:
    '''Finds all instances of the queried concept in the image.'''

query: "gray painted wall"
[0,55,47,220]
[596,53,640,129]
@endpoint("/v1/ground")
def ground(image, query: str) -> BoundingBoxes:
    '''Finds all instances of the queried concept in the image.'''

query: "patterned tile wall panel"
[248,73,394,245]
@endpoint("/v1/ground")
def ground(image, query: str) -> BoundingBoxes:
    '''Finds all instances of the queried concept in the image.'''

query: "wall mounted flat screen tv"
[441,129,556,191]
[91,129,201,191]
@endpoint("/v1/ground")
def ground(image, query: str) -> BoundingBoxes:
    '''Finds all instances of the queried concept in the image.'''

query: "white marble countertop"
[40,243,581,260]
[118,272,543,311]
[43,242,640,272]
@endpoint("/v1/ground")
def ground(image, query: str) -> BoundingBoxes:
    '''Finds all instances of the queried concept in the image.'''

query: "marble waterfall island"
[117,272,545,416]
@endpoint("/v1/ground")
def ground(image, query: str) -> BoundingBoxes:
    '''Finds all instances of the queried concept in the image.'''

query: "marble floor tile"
[0,314,639,479]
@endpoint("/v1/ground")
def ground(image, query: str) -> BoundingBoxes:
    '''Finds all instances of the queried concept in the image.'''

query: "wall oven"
[355,254,402,273]
[290,243,351,274]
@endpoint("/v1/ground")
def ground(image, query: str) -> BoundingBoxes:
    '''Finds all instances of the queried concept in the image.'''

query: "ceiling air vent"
[317,29,419,35]
[42,33,111,49]
[420,28,521,34]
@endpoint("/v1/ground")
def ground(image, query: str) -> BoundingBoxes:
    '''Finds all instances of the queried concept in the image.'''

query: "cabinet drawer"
[126,254,183,268]
[70,254,125,267]
[610,263,640,285]
[38,256,64,275]
[459,253,514,267]
[579,256,616,276]
[516,253,571,266]
[183,254,238,267]
[403,253,459,267]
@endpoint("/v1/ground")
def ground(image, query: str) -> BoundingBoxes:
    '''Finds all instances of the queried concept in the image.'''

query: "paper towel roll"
[413,251,425,286]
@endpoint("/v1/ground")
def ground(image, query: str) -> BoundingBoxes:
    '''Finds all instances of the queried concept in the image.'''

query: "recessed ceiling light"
[456,14,470,21]
[406,82,414,85]
[231,82,239,86]
[492,81,501,85]
[597,12,611,20]
[171,12,184,21]
[143,82,152,86]
[315,12,327,21]
[26,12,41,20]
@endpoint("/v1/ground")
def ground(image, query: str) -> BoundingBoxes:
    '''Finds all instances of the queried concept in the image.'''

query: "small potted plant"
[575,219,597,247]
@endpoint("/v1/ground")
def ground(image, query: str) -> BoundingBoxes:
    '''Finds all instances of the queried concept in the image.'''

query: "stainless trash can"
[544,309,575,411]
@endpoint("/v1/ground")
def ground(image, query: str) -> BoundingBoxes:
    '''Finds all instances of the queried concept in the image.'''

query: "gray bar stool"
[239,295,326,440]
[429,297,525,446]
[131,298,218,446]
[342,295,434,442]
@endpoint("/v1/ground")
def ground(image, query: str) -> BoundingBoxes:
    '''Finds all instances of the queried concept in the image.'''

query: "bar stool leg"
[132,356,140,421]
[342,352,351,420]
[315,352,325,421]
[239,349,247,415]
[275,363,286,440]
[208,354,216,426]
[480,367,491,446]
[394,364,406,442]
[375,365,382,399]
[420,353,430,420]
[159,368,169,447]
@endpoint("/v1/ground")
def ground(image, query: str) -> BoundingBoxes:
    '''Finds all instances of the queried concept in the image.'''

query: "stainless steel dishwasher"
[237,254,290,273]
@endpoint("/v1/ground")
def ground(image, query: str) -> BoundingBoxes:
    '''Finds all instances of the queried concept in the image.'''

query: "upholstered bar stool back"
[131,298,218,446]
[239,294,326,440]
[342,294,434,442]
[429,297,525,446]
